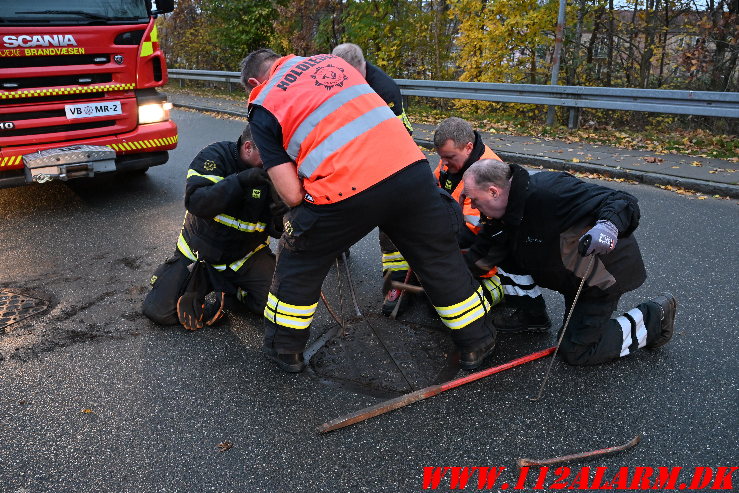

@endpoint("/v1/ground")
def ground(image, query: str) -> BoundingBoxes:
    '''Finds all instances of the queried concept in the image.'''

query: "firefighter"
[241,48,496,373]
[435,117,551,333]
[142,123,285,330]
[331,43,413,134]
[462,158,677,365]
[378,116,512,316]
[331,42,414,315]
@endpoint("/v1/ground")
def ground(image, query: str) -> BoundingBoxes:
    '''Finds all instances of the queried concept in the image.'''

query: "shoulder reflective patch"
[252,189,261,199]
[203,160,217,171]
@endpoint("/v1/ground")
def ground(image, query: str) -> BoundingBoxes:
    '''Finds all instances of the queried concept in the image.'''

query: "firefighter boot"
[645,293,677,349]
[459,314,497,370]
[262,346,305,373]
[492,295,551,333]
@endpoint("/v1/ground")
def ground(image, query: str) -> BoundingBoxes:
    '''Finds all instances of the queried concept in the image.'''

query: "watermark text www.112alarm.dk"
[422,466,738,490]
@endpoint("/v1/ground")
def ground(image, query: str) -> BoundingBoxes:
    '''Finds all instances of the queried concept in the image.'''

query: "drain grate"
[307,314,459,398]
[0,289,49,331]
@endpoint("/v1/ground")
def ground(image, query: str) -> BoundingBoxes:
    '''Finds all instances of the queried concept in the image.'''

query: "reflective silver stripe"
[502,284,543,298]
[286,84,376,159]
[464,214,480,226]
[497,267,542,298]
[617,308,647,357]
[213,214,267,233]
[251,56,306,106]
[187,169,223,183]
[298,105,396,179]
[496,268,536,286]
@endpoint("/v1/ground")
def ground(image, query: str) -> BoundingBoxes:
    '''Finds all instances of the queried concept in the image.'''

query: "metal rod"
[340,254,415,392]
[517,435,642,467]
[341,252,362,318]
[317,347,555,433]
[529,254,595,401]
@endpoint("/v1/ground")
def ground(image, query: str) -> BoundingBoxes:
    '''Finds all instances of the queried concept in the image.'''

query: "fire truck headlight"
[138,102,172,124]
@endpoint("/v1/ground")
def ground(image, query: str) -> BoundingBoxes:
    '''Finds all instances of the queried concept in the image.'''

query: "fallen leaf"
[643,157,664,163]
[572,158,580,163]
[81,408,94,414]
[690,161,703,167]
[216,441,233,452]
[698,196,707,200]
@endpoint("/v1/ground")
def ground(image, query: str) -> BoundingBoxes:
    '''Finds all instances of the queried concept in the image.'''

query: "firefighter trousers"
[264,161,495,354]
[142,249,275,325]
[558,288,665,365]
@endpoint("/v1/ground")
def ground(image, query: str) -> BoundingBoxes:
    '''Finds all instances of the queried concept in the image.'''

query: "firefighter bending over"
[142,123,285,330]
[462,159,677,366]
[242,48,496,373]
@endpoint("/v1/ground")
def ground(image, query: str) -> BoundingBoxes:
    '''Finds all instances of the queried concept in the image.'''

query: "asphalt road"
[0,109,737,492]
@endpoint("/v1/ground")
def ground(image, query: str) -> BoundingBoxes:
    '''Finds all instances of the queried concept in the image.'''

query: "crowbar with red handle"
[317,346,556,433]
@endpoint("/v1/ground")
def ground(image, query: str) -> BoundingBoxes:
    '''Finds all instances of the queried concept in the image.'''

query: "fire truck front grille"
[0,120,116,138]
[0,55,110,69]
[0,92,107,106]
[3,109,64,121]
[2,73,113,90]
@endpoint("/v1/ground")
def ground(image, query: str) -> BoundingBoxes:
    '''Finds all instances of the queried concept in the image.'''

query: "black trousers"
[266,161,494,354]
[558,288,663,366]
[142,248,275,325]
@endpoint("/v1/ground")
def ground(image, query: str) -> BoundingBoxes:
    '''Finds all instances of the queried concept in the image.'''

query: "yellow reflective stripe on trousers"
[482,276,504,306]
[187,169,224,183]
[264,293,317,330]
[213,214,267,233]
[177,233,268,272]
[435,286,490,330]
[228,241,269,272]
[382,251,409,271]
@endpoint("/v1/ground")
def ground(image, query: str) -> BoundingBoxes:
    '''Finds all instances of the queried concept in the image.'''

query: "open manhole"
[0,289,49,332]
[306,314,460,398]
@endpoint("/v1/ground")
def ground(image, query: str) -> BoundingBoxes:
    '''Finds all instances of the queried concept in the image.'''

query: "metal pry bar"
[517,435,642,467]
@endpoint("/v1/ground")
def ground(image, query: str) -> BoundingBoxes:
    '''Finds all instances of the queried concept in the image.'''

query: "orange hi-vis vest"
[434,144,501,234]
[248,55,425,205]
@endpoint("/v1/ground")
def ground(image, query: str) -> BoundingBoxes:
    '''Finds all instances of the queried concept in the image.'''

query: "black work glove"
[176,260,211,331]
[237,167,269,188]
[578,220,619,256]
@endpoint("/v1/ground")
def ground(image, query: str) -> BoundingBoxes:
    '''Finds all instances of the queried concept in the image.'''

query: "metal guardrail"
[168,69,739,119]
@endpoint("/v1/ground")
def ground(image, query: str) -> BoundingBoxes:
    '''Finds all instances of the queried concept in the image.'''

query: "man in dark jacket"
[331,43,413,135]
[142,123,285,330]
[462,159,677,365]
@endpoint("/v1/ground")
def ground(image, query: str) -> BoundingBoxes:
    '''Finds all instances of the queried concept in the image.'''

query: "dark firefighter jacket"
[365,62,413,134]
[178,140,281,268]
[466,164,647,296]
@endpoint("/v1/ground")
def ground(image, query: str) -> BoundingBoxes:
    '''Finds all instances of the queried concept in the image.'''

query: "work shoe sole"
[646,293,677,349]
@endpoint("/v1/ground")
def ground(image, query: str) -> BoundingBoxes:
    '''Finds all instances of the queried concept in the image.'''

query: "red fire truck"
[0,0,177,188]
